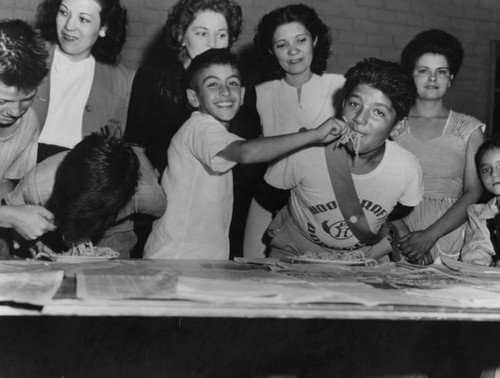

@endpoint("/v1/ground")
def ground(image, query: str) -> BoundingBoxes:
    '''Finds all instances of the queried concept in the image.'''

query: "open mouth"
[61,33,78,42]
[215,101,234,108]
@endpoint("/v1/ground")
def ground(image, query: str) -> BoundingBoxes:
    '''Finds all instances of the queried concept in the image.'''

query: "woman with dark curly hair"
[32,0,135,162]
[394,29,484,265]
[125,0,246,173]
[243,4,345,257]
[125,0,259,258]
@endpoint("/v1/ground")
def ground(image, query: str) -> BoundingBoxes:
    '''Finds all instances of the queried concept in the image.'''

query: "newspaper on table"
[76,260,177,299]
[235,258,500,308]
[0,261,64,305]
[402,256,500,308]
[75,257,500,308]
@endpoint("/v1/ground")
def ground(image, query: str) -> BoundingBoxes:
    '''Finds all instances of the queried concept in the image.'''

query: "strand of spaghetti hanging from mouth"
[336,117,362,157]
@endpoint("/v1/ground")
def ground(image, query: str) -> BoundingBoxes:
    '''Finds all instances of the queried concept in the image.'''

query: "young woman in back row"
[395,29,484,265]
[243,4,345,257]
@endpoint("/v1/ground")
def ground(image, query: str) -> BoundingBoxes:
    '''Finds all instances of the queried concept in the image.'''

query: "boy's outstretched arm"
[218,118,346,164]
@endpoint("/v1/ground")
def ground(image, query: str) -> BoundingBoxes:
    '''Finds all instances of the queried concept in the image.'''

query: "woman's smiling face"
[272,21,316,83]
[56,0,105,62]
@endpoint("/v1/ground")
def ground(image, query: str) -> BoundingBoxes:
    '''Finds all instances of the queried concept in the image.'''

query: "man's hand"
[0,205,56,240]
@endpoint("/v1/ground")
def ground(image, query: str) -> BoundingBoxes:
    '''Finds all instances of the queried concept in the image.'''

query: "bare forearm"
[390,218,410,239]
[426,188,482,241]
[227,130,320,164]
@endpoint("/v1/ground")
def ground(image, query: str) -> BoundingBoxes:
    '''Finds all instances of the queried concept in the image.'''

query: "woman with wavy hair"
[243,4,345,257]
[33,0,135,161]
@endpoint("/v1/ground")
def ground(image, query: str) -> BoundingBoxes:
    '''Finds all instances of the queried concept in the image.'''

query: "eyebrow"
[273,33,310,44]
[201,74,240,84]
[415,65,449,69]
[348,94,394,112]
[191,26,228,31]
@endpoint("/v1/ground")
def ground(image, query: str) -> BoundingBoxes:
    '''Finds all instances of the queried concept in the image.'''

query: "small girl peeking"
[461,138,500,266]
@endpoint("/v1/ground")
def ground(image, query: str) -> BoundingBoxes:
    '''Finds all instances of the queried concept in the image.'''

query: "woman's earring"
[99,29,106,38]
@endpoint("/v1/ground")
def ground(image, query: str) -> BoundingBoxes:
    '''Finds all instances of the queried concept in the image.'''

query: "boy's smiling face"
[341,83,402,155]
[187,64,244,127]
[479,148,500,196]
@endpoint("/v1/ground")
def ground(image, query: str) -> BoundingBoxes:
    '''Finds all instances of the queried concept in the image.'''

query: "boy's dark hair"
[344,58,417,123]
[0,19,49,92]
[253,4,331,82]
[163,0,242,63]
[35,0,128,65]
[475,138,500,173]
[400,29,464,77]
[186,48,239,90]
[46,133,139,245]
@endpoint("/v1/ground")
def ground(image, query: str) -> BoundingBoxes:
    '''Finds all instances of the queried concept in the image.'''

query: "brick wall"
[2,0,500,125]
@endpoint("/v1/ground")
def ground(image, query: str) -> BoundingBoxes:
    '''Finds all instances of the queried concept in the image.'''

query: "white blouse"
[39,47,95,148]
[256,73,345,137]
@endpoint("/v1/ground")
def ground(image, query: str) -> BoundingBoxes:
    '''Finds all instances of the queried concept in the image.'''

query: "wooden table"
[1,259,499,376]
[2,258,500,321]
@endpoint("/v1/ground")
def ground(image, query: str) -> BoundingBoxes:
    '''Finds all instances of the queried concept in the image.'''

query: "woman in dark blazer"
[33,0,135,161]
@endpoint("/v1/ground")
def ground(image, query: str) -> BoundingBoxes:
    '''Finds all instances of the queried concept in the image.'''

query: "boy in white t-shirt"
[144,49,343,259]
[265,58,424,261]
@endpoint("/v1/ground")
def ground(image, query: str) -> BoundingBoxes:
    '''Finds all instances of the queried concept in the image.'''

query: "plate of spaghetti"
[37,241,120,263]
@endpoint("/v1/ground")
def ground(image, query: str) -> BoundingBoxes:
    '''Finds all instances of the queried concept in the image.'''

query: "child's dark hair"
[344,58,417,123]
[253,3,331,82]
[400,29,464,77]
[186,48,239,90]
[46,132,139,245]
[475,138,500,173]
[0,19,49,92]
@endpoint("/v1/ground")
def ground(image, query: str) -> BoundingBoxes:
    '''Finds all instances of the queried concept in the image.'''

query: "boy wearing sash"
[266,58,423,262]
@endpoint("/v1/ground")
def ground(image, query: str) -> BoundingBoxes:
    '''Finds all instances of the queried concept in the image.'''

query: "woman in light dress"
[395,29,484,265]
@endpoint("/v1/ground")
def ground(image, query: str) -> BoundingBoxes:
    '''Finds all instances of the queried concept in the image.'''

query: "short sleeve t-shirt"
[265,141,423,250]
[144,111,243,260]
